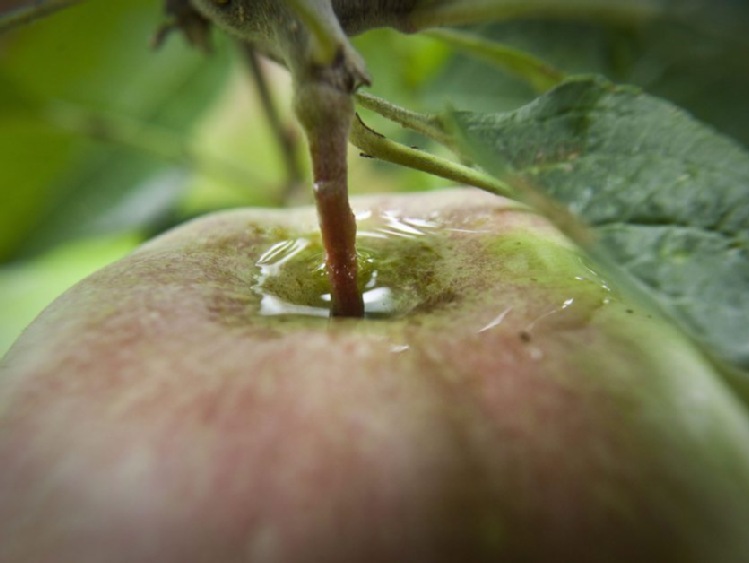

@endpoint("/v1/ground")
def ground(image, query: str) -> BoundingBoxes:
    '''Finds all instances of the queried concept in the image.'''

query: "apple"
[1,188,749,563]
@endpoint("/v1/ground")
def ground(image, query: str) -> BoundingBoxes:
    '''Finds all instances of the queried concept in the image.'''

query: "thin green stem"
[407,0,662,30]
[355,92,452,147]
[424,29,564,93]
[349,115,515,199]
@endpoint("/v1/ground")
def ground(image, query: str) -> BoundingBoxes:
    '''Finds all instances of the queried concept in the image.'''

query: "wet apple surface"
[1,189,749,563]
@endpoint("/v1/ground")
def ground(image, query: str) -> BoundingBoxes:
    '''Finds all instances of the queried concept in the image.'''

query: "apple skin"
[1,188,749,563]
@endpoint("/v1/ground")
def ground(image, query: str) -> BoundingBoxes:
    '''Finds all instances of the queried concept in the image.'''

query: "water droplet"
[521,274,612,337]
[479,306,513,333]
[358,211,438,240]
[259,295,329,318]
[362,287,395,314]
[256,238,313,277]
[254,236,328,318]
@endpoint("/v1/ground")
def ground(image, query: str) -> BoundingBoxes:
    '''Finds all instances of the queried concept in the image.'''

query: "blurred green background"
[1,0,747,355]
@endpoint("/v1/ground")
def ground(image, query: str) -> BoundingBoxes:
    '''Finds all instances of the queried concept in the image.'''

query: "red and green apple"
[1,189,748,562]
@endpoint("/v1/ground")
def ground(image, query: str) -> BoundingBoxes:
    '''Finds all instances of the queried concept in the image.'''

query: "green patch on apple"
[446,76,749,377]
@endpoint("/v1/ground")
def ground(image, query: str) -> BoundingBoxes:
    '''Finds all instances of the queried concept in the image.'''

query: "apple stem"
[314,179,363,318]
[294,70,365,318]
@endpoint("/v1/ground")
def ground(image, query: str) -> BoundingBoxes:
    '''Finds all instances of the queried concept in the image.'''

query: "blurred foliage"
[1,0,747,355]
[428,5,749,146]
[0,0,234,261]
[0,0,231,353]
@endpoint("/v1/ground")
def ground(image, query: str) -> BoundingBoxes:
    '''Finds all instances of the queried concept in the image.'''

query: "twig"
[349,115,515,199]
[241,43,306,205]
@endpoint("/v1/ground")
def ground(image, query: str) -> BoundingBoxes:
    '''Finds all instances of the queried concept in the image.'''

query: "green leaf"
[426,1,749,146]
[450,76,749,373]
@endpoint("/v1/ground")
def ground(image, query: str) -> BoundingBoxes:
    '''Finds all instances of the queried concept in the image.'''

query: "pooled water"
[251,210,615,326]
[253,212,442,320]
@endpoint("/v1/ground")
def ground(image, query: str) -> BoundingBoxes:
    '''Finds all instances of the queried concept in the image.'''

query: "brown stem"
[295,80,364,318]
[314,180,363,318]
